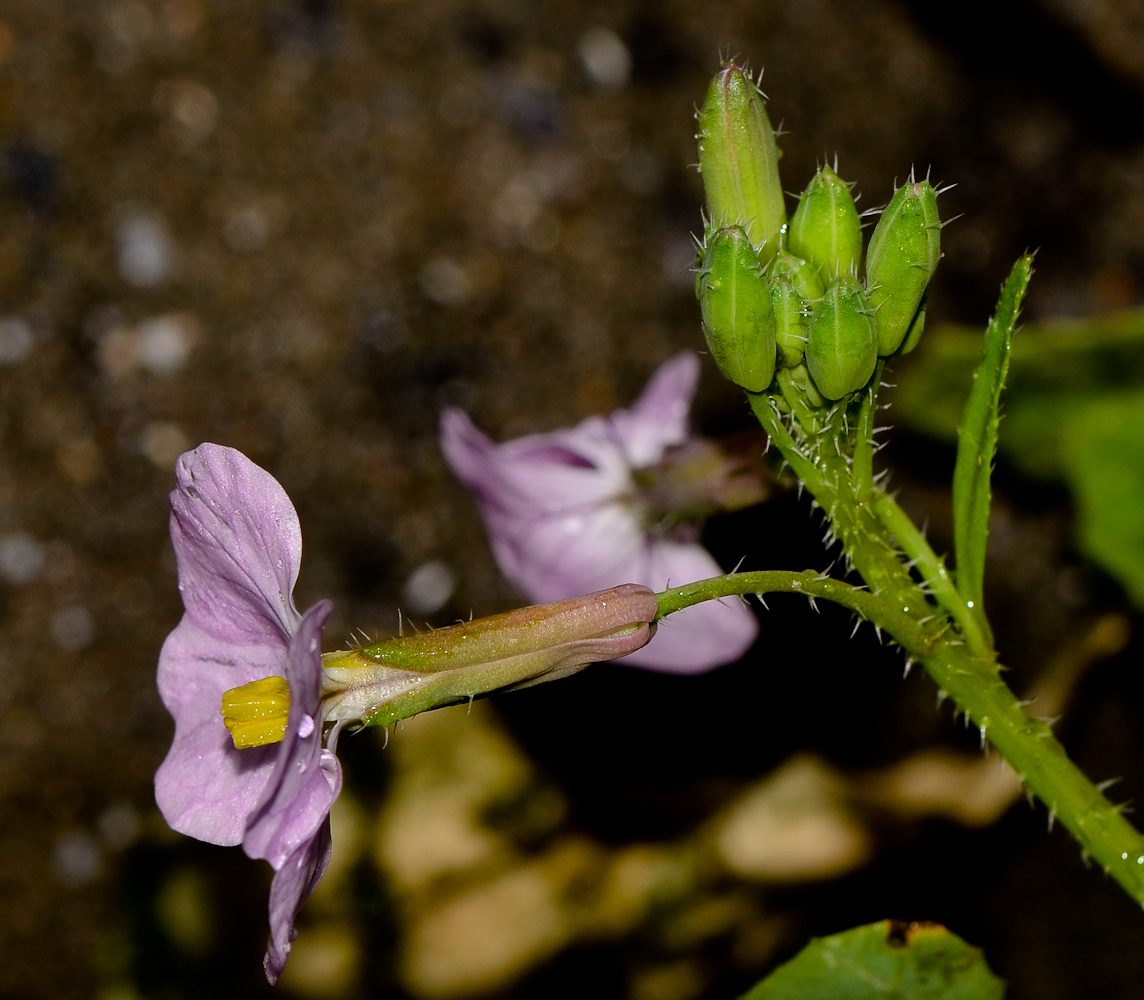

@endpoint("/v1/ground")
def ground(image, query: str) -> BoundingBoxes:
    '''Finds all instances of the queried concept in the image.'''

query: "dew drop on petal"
[297,714,315,738]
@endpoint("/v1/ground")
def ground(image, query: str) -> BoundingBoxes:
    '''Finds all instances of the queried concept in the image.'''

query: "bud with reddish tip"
[696,64,786,263]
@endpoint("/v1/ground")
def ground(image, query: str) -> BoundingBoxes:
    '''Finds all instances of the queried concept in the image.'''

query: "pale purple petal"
[481,500,647,603]
[243,602,342,870]
[441,409,630,515]
[609,352,699,467]
[264,821,333,984]
[170,443,303,646]
[154,615,283,846]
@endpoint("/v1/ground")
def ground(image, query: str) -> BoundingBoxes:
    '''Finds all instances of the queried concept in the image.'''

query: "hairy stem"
[657,571,1144,905]
[873,494,991,656]
[733,378,1144,906]
[655,569,939,655]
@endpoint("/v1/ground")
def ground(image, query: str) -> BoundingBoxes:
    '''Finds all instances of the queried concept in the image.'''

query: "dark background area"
[2,1,1144,997]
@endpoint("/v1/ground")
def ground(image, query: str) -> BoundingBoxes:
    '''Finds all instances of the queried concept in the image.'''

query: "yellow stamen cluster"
[220,676,291,748]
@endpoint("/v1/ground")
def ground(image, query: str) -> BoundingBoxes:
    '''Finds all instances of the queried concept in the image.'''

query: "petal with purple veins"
[169,443,303,646]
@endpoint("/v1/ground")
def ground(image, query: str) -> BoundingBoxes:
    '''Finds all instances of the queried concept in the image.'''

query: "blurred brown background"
[2,1,1144,998]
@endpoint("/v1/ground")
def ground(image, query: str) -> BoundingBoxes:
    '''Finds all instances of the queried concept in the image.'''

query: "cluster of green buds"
[695,64,942,403]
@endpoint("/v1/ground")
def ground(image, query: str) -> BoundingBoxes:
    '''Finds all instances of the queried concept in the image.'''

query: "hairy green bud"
[865,177,941,355]
[787,361,826,409]
[788,165,863,282]
[769,250,825,301]
[697,225,777,392]
[898,294,927,355]
[805,278,878,400]
[696,64,786,262]
[770,276,809,368]
[768,251,824,368]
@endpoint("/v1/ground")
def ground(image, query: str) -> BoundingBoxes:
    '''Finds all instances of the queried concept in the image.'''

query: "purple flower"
[440,352,758,674]
[154,443,341,983]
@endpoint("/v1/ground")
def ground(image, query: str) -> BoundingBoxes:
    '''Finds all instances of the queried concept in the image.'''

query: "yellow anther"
[220,675,290,749]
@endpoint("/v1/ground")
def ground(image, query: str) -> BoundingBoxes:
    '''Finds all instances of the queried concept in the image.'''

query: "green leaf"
[1063,392,1144,609]
[951,254,1033,634]
[741,920,1005,1000]
[890,309,1144,611]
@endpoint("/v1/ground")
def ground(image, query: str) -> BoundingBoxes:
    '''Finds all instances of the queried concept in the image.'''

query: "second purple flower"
[440,352,760,674]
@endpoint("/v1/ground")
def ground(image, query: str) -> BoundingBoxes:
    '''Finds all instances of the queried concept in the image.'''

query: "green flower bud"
[897,293,927,355]
[770,276,808,368]
[788,165,863,282]
[767,250,824,369]
[696,64,786,263]
[865,177,941,355]
[787,361,826,409]
[697,225,777,392]
[805,278,878,400]
[769,250,825,301]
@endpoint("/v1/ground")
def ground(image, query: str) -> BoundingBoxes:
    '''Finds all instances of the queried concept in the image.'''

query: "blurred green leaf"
[741,920,1004,1000]
[1064,392,1144,608]
[892,308,1144,607]
[951,255,1032,632]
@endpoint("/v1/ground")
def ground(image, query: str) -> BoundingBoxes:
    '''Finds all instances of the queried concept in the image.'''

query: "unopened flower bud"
[865,177,941,354]
[769,276,808,368]
[697,226,777,392]
[696,64,786,262]
[787,362,826,409]
[897,294,927,355]
[805,278,878,400]
[768,250,826,301]
[788,165,863,282]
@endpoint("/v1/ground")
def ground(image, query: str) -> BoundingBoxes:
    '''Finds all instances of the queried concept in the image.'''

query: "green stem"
[657,572,1144,905]
[655,570,939,657]
[919,641,1144,904]
[750,390,929,621]
[872,494,991,657]
[746,391,829,498]
[852,361,884,502]
[774,368,825,438]
[736,378,1144,906]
